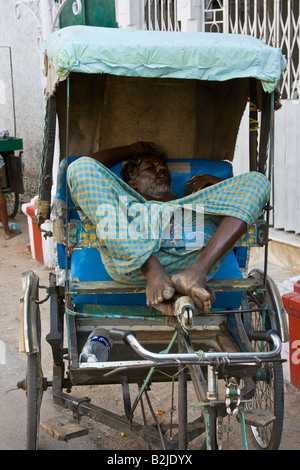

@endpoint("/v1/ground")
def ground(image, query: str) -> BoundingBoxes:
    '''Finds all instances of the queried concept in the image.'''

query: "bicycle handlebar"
[109,328,281,364]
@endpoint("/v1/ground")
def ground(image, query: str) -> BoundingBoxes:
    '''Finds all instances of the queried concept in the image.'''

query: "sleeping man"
[67,142,270,313]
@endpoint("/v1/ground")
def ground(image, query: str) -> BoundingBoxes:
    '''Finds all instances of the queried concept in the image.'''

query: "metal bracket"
[121,376,132,421]
[257,222,269,246]
[72,397,91,423]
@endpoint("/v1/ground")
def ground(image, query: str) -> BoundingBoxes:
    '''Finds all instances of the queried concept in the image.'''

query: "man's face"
[132,156,172,199]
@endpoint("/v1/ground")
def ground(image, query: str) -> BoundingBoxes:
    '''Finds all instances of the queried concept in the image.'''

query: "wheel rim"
[234,273,284,450]
[250,363,276,449]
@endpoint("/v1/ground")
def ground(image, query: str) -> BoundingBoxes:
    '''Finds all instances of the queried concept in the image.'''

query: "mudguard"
[19,270,40,355]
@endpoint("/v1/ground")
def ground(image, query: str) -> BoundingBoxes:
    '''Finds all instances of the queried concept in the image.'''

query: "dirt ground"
[1,212,300,451]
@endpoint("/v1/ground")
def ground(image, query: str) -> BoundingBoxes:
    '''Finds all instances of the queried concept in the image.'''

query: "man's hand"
[184,174,223,195]
[89,142,159,168]
[130,141,159,157]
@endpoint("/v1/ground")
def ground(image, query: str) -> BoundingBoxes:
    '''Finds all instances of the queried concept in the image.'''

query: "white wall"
[0,0,45,186]
[115,0,144,29]
[273,100,300,233]
[177,0,203,31]
[233,100,300,234]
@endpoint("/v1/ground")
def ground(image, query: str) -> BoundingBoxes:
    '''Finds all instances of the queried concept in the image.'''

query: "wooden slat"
[40,416,89,441]
[69,278,263,295]
[238,409,276,428]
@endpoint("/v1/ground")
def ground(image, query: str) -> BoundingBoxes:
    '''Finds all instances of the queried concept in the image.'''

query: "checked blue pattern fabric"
[67,157,270,285]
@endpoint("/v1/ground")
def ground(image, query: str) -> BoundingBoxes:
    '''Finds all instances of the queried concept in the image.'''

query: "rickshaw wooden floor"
[66,314,261,385]
[64,276,266,385]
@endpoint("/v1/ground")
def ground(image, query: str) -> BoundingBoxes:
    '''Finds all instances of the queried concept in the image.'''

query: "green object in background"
[0,138,23,153]
[59,0,118,28]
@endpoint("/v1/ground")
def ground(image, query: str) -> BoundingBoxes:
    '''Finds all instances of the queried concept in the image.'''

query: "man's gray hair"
[121,152,167,183]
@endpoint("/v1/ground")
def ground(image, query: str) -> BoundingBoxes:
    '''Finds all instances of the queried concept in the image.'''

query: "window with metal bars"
[204,0,300,99]
[144,0,181,31]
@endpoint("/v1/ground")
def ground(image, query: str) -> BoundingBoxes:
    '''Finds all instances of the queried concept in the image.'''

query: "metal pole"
[178,331,187,450]
[65,76,70,291]
[263,91,275,285]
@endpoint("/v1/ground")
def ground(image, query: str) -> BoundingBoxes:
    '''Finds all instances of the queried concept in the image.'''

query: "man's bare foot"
[171,267,215,313]
[4,228,21,240]
[142,255,175,307]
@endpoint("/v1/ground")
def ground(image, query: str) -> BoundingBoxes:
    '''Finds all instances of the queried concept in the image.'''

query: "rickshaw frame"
[18,26,289,451]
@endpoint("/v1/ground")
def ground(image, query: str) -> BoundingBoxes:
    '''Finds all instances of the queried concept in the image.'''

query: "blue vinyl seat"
[54,156,244,309]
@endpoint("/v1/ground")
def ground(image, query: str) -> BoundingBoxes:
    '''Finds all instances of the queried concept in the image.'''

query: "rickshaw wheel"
[4,191,19,218]
[234,269,284,450]
[26,307,43,450]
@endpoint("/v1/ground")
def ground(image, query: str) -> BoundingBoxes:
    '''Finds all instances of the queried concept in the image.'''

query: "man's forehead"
[139,155,167,167]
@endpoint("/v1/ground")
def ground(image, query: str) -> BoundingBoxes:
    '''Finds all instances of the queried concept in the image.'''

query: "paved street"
[1,212,300,450]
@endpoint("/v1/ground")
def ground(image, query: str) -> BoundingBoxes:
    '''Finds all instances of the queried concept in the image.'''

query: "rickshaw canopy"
[44,25,286,96]
[41,26,286,164]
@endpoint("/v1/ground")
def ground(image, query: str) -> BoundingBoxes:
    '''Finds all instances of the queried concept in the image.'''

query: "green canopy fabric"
[44,25,286,93]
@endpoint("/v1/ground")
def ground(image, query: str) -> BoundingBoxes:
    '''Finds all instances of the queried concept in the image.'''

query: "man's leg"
[171,216,247,312]
[0,188,21,239]
[168,171,270,312]
[68,161,269,311]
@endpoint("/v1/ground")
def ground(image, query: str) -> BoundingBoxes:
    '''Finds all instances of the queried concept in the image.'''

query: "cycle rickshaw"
[18,25,289,450]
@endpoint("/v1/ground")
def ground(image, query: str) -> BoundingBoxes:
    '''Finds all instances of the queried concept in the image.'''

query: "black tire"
[234,269,284,450]
[26,308,43,450]
[4,191,19,218]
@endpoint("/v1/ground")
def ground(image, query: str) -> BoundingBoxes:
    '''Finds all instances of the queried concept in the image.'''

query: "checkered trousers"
[67,157,270,285]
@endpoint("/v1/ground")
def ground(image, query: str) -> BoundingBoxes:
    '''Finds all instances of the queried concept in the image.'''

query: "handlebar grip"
[249,329,279,343]
[109,328,136,344]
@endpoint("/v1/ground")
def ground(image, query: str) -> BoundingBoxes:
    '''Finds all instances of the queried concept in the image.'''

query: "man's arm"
[89,142,157,168]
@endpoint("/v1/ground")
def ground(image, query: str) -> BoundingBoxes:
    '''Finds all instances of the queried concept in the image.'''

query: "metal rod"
[178,365,188,450]
[129,331,177,416]
[53,391,175,449]
[264,91,275,287]
[65,76,70,291]
[207,365,218,401]
[121,330,281,363]
[178,332,188,450]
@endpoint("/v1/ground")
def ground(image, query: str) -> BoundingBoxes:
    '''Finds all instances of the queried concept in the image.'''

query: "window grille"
[144,0,181,31]
[204,0,300,99]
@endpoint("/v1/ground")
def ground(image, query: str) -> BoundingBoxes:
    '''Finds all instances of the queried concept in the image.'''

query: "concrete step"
[250,228,300,274]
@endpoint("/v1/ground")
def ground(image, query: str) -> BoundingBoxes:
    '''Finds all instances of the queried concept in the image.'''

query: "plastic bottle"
[79,328,113,363]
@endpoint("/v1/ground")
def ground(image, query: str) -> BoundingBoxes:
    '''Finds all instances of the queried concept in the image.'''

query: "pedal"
[174,296,195,329]
[40,415,89,441]
[240,378,256,400]
[237,409,276,427]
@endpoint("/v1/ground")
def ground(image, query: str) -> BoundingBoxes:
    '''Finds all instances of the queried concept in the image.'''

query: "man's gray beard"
[136,175,172,199]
